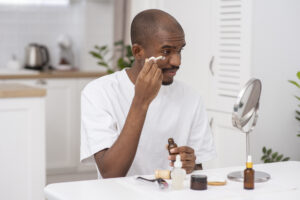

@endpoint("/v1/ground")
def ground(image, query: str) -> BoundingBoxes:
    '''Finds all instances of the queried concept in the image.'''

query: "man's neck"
[126,61,143,85]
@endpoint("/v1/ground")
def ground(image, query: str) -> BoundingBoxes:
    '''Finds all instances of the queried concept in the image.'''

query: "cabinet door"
[3,79,77,172]
[0,97,45,200]
[204,111,246,169]
[44,79,78,173]
[4,78,97,176]
[207,0,252,112]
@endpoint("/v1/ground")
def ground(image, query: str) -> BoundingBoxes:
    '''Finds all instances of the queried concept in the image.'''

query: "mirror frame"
[232,78,261,133]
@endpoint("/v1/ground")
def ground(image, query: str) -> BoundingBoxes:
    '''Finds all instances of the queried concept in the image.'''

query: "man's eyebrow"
[161,44,186,49]
[161,45,175,49]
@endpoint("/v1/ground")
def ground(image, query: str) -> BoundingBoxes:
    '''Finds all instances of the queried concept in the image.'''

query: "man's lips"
[162,68,178,77]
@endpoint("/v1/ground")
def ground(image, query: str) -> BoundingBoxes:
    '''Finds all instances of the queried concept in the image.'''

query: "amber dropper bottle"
[168,138,177,155]
[244,155,255,190]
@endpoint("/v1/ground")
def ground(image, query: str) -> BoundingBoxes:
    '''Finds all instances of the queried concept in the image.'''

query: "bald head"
[130,9,184,47]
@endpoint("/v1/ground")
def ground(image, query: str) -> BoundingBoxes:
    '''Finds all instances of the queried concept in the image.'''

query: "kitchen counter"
[0,83,46,98]
[0,69,106,79]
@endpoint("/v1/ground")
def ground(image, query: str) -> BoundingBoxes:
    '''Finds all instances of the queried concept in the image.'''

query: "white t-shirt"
[80,69,216,177]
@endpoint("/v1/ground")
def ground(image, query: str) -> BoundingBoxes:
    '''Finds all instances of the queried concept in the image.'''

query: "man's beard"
[161,65,179,85]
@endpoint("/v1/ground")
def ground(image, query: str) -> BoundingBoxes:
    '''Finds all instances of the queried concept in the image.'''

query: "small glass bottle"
[168,138,177,155]
[171,154,186,190]
[244,155,255,190]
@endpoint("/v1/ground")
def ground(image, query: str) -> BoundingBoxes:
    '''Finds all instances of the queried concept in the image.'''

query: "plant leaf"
[107,69,114,74]
[297,134,300,137]
[114,40,124,46]
[100,46,107,51]
[97,61,108,67]
[262,147,267,153]
[295,116,300,121]
[296,110,300,116]
[265,158,271,163]
[276,154,283,161]
[272,152,278,159]
[89,51,103,60]
[94,45,108,53]
[126,45,133,57]
[267,149,272,156]
[282,157,290,161]
[289,80,300,88]
[294,96,300,101]
[297,71,300,80]
[261,155,268,160]
[117,58,124,68]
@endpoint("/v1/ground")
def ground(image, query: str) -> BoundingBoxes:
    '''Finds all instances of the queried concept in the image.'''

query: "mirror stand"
[228,78,271,182]
[227,131,271,182]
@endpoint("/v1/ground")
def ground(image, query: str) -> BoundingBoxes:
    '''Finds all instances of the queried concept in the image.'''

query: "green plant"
[89,40,134,74]
[288,71,300,137]
[261,147,290,163]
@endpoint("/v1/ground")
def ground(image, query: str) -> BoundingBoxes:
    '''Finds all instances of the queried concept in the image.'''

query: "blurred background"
[0,0,300,199]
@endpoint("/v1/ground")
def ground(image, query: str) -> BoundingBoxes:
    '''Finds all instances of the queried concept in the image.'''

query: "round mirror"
[228,78,271,182]
[232,78,261,133]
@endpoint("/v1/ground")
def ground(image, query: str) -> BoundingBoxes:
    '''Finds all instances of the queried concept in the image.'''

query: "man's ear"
[132,44,145,60]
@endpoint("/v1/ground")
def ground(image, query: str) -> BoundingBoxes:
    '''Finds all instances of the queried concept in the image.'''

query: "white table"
[45,161,300,200]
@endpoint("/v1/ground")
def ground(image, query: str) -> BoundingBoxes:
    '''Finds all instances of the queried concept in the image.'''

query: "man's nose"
[169,53,181,67]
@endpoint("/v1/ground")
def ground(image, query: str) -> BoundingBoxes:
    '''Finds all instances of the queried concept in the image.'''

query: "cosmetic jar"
[190,175,207,190]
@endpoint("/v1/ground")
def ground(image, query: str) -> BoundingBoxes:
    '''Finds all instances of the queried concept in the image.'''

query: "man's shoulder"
[82,70,122,95]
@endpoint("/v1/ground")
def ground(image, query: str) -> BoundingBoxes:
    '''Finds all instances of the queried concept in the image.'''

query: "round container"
[190,175,207,190]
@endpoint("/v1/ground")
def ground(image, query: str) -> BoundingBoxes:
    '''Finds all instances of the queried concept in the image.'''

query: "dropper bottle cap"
[174,155,182,168]
[246,155,253,168]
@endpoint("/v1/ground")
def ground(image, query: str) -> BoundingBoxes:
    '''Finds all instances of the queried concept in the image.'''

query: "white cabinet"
[4,77,97,183]
[204,111,246,169]
[44,79,78,172]
[0,91,45,200]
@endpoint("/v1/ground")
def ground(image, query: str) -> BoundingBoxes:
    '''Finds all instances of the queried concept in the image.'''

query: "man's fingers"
[141,59,154,75]
[170,146,195,154]
[153,67,162,82]
[168,155,177,161]
[168,153,194,161]
[147,63,158,78]
[182,162,195,169]
[180,152,196,161]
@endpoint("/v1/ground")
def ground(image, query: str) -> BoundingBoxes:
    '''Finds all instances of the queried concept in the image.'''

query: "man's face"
[144,29,186,85]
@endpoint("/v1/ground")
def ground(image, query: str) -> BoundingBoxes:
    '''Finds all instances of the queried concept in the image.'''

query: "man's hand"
[168,146,196,174]
[134,59,163,105]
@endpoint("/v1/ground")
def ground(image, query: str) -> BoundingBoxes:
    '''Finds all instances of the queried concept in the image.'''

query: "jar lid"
[191,174,207,183]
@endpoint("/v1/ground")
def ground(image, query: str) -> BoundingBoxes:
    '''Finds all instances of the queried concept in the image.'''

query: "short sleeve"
[187,98,217,164]
[80,88,118,164]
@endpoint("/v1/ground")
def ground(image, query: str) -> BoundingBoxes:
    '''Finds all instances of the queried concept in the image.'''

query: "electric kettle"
[25,43,49,70]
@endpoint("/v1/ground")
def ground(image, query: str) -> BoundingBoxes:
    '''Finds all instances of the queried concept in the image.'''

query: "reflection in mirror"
[233,79,261,132]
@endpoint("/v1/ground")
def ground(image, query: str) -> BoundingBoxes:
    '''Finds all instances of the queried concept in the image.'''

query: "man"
[81,9,216,178]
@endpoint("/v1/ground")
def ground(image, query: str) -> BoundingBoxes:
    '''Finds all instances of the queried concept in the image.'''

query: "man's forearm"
[94,97,149,178]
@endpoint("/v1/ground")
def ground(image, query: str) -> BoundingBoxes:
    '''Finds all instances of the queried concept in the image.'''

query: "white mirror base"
[227,171,271,183]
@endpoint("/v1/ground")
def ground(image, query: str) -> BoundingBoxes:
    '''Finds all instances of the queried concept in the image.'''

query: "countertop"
[44,161,300,200]
[0,83,46,98]
[0,69,106,79]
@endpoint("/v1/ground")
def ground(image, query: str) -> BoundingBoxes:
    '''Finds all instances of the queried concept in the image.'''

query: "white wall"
[0,0,114,70]
[80,0,114,71]
[251,0,300,162]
